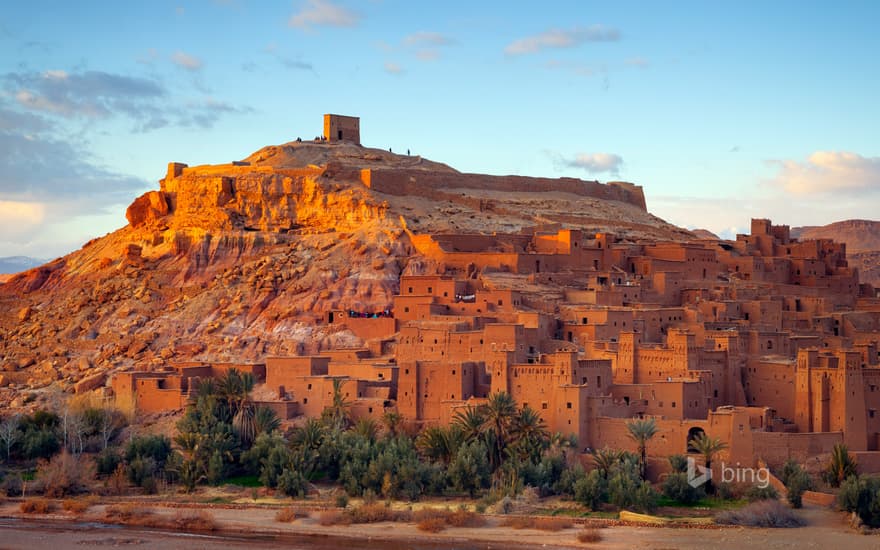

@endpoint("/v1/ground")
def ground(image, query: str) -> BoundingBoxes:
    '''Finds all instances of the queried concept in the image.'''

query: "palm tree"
[592,447,625,479]
[416,425,463,464]
[824,443,858,487]
[253,406,281,437]
[480,392,517,469]
[352,417,380,442]
[321,379,352,430]
[452,406,485,443]
[292,418,326,451]
[381,410,403,438]
[511,405,550,462]
[626,417,658,480]
[689,433,728,494]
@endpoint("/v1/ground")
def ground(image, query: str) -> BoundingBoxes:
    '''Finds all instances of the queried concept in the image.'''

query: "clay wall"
[324,114,360,143]
[751,431,843,468]
[361,169,647,210]
[743,359,796,419]
[266,356,330,393]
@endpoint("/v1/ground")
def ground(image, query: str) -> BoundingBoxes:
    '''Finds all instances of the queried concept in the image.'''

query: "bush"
[335,492,350,508]
[447,509,486,528]
[277,469,309,498]
[318,510,350,526]
[20,497,53,514]
[95,449,122,477]
[36,451,95,497]
[668,455,688,474]
[573,469,607,510]
[346,502,409,523]
[171,510,216,531]
[823,444,857,488]
[417,517,447,532]
[745,484,779,502]
[662,472,704,505]
[838,475,880,528]
[785,470,811,509]
[62,496,97,513]
[0,473,23,497]
[577,527,603,543]
[275,507,306,522]
[715,500,805,527]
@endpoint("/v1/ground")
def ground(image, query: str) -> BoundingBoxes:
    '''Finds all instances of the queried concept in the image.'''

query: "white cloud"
[505,25,620,55]
[565,152,624,175]
[384,62,404,75]
[768,151,880,195]
[289,0,359,30]
[171,51,203,71]
[403,31,453,47]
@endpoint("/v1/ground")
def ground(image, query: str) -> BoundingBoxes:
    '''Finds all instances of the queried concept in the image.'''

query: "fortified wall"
[359,168,647,211]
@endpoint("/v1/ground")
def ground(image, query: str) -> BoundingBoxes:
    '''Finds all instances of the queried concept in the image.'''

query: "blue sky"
[1,1,878,258]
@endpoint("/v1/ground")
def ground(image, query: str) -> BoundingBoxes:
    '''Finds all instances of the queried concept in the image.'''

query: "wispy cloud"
[625,56,649,68]
[403,31,454,47]
[384,62,404,75]
[505,25,620,55]
[171,50,203,71]
[262,43,314,72]
[767,151,880,195]
[3,69,250,131]
[562,152,624,175]
[289,0,360,30]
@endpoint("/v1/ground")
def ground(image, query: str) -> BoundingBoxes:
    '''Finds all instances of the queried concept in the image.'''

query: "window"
[427,287,432,293]
[408,287,413,293]
[542,402,548,410]
[303,398,308,404]
[307,384,312,390]
[566,402,572,409]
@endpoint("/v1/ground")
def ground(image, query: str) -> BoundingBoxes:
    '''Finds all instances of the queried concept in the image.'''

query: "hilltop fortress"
[3,114,878,478]
[114,128,880,473]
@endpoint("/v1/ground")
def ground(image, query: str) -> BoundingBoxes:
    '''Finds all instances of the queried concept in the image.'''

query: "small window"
[307,384,312,390]
[566,402,572,409]
[542,402,548,410]
[303,397,308,404]
[408,287,413,293]
[427,287,432,293]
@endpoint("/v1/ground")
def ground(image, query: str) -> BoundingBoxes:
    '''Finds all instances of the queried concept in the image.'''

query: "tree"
[321,379,352,430]
[510,405,550,463]
[381,410,403,438]
[592,447,625,479]
[479,392,518,470]
[451,406,484,443]
[626,417,658,480]
[352,418,379,442]
[447,440,490,497]
[688,433,728,494]
[823,444,857,487]
[0,415,19,461]
[416,425,462,465]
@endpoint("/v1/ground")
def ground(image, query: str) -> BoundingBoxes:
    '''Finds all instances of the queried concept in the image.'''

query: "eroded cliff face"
[0,140,689,410]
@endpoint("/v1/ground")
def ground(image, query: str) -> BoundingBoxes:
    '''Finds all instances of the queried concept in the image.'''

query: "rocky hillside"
[792,220,880,287]
[0,140,690,409]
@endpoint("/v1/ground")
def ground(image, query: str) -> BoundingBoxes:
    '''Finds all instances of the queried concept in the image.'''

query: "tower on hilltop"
[324,114,360,144]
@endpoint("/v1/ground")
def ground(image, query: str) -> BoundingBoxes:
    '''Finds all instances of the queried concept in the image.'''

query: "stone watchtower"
[324,114,360,144]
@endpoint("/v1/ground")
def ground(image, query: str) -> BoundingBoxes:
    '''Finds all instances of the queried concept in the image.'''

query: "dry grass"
[447,509,486,528]
[275,507,307,523]
[500,516,573,531]
[20,498,53,514]
[417,517,447,532]
[62,495,98,514]
[319,510,351,526]
[170,510,217,531]
[715,500,805,528]
[347,502,411,524]
[577,528,603,543]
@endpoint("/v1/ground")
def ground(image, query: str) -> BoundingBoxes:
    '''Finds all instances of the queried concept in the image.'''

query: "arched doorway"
[687,427,705,453]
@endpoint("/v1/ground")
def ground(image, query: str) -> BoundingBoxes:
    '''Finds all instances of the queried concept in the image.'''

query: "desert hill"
[0,139,691,409]
[792,220,880,286]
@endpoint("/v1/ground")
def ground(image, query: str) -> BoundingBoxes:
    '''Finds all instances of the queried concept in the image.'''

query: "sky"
[1,1,878,259]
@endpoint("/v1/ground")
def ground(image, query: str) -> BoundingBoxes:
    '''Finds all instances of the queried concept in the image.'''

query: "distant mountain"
[792,220,880,287]
[0,256,44,275]
[791,219,880,254]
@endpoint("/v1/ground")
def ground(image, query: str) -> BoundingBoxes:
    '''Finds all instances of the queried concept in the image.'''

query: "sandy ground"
[1,500,879,550]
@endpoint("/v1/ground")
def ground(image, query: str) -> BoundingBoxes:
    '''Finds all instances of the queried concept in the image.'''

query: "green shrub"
[785,470,811,509]
[573,469,607,510]
[668,454,688,473]
[662,472,704,505]
[277,469,309,498]
[838,475,880,527]
[745,484,779,502]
